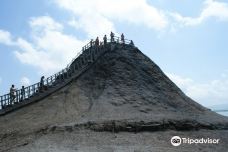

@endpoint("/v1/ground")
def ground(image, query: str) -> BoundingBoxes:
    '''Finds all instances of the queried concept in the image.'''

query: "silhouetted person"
[130,40,134,46]
[40,76,45,92]
[110,31,114,42]
[103,35,107,45]
[121,33,125,44]
[10,85,16,105]
[21,86,25,101]
[90,39,93,48]
[95,37,99,46]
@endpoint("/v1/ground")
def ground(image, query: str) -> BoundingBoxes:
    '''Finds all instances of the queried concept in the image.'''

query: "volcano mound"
[0,42,228,152]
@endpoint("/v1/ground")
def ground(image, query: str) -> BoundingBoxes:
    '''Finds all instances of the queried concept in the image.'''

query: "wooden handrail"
[0,34,135,110]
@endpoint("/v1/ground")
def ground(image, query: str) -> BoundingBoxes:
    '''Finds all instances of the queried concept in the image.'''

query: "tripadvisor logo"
[171,136,182,146]
[171,136,220,146]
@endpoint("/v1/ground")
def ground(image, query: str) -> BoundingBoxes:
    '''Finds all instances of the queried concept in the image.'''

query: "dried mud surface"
[1,46,228,152]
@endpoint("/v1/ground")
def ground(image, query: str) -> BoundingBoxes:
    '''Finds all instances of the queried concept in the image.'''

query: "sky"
[0,0,228,108]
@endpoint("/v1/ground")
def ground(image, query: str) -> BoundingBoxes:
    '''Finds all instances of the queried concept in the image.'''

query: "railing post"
[64,69,67,79]
[71,64,75,73]
[33,85,35,96]
[46,78,49,87]
[25,87,28,98]
[66,69,69,78]
[1,96,3,108]
[3,95,5,107]
[6,95,8,106]
[16,90,19,103]
[57,72,60,82]
[3,96,5,108]
[28,87,30,98]
[54,74,57,82]
[61,70,64,81]
[0,96,3,109]
[19,90,22,102]
[37,83,40,93]
[64,70,67,79]
[6,94,9,105]
[51,76,53,84]
[66,68,69,78]
[5,95,7,106]
[6,94,8,105]
[69,68,71,77]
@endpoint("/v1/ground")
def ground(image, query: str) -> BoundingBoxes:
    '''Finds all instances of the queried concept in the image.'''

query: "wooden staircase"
[0,40,135,116]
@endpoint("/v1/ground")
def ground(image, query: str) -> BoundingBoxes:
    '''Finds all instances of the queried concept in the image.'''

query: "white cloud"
[55,0,228,35]
[20,77,31,86]
[54,0,168,37]
[68,15,116,38]
[0,16,86,76]
[0,29,14,45]
[166,73,194,92]
[167,73,228,106]
[0,77,2,84]
[171,0,228,26]
[12,16,86,75]
[30,16,63,31]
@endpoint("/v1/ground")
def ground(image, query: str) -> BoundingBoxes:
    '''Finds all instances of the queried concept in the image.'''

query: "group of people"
[8,76,45,105]
[89,32,134,48]
[9,85,25,104]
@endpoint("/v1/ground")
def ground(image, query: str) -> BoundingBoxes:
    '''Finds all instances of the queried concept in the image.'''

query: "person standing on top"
[95,37,99,46]
[21,86,25,101]
[10,84,16,104]
[121,33,125,44]
[40,76,45,91]
[130,40,134,46]
[90,39,93,48]
[103,35,107,45]
[110,31,114,42]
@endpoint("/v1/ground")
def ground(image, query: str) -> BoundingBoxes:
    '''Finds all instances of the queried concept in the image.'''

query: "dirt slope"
[0,45,228,151]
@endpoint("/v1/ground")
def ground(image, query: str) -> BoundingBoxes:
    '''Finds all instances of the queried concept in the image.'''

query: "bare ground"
[0,46,228,152]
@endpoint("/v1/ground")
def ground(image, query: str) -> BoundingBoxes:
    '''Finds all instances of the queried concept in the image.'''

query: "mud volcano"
[0,39,228,152]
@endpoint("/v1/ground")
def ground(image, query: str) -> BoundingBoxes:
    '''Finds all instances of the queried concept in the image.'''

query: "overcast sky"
[0,0,228,107]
